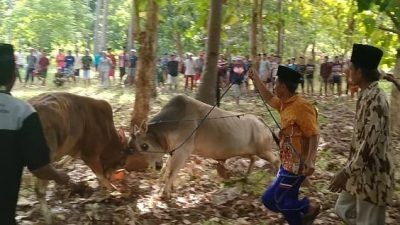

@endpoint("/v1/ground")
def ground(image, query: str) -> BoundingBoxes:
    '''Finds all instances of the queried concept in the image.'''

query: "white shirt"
[184,58,196,75]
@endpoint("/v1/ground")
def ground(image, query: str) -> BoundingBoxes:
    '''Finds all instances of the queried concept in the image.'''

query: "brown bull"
[126,95,280,199]
[29,92,129,224]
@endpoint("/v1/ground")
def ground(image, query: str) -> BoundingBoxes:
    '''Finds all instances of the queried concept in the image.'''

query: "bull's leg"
[258,149,280,172]
[245,156,257,178]
[34,179,52,225]
[81,155,117,190]
[216,160,230,179]
[162,149,191,199]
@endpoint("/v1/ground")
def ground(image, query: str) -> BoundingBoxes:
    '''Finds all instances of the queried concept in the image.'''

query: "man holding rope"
[248,66,320,225]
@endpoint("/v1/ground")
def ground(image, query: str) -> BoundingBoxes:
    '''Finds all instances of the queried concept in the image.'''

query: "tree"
[130,0,159,127]
[356,0,400,134]
[196,0,223,105]
[250,0,260,71]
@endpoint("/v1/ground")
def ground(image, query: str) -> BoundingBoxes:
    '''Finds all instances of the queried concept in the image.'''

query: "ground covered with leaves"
[13,79,400,225]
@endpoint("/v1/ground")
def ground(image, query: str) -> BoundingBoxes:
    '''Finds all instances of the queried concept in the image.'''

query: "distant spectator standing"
[107,48,116,82]
[55,49,65,73]
[167,54,179,91]
[126,49,138,86]
[74,50,82,80]
[98,51,112,88]
[319,56,332,96]
[118,48,129,83]
[305,58,316,94]
[15,50,24,82]
[25,49,37,85]
[94,52,101,72]
[297,56,306,94]
[229,58,246,105]
[64,50,75,82]
[194,52,205,85]
[81,50,93,87]
[184,53,196,91]
[331,56,343,96]
[37,52,50,86]
[259,53,271,85]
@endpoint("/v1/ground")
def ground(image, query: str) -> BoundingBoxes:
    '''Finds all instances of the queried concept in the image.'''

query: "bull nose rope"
[168,82,235,156]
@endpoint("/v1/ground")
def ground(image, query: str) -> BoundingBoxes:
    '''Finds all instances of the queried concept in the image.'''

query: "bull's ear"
[139,120,148,134]
[117,127,128,145]
[133,124,141,136]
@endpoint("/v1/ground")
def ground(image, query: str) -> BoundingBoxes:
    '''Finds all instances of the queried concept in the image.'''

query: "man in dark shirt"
[167,54,179,91]
[320,56,332,96]
[125,49,138,86]
[0,44,70,225]
[65,50,75,81]
[305,58,316,94]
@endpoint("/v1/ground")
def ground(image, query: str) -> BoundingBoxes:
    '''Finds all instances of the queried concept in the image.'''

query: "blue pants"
[261,166,309,225]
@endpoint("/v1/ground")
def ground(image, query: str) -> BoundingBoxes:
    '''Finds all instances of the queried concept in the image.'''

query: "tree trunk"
[276,0,284,56]
[250,0,259,71]
[176,32,184,62]
[93,0,103,53]
[258,0,265,53]
[100,0,109,50]
[127,0,140,51]
[196,0,223,105]
[131,0,159,127]
[390,48,400,135]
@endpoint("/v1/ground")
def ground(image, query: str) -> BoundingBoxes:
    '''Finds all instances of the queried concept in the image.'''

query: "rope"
[147,114,246,125]
[168,83,234,155]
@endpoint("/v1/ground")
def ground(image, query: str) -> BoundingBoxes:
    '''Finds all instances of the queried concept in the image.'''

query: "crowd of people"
[14,47,138,88]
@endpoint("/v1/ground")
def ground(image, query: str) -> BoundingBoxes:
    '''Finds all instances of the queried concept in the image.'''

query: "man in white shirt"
[184,53,196,91]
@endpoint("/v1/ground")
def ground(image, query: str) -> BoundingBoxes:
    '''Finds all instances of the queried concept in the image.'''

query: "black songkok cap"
[277,65,301,84]
[351,44,383,70]
[0,43,15,83]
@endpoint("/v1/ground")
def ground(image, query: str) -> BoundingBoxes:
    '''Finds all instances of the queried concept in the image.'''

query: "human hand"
[383,74,395,82]
[328,170,348,193]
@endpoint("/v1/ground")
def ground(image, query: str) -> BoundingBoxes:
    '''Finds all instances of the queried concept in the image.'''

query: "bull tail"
[257,117,280,147]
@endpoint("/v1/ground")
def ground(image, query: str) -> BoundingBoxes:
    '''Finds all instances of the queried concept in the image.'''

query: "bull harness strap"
[250,70,305,169]
[168,82,235,156]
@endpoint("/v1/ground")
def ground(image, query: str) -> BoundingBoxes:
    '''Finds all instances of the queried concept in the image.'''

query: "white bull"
[127,95,280,199]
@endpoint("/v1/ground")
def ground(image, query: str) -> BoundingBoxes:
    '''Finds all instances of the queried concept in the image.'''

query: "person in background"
[329,44,394,225]
[25,48,37,85]
[94,52,101,73]
[15,49,24,83]
[37,51,50,86]
[167,54,179,91]
[331,56,343,96]
[194,52,205,86]
[55,49,65,73]
[107,48,116,82]
[259,53,271,86]
[249,65,320,225]
[0,43,70,225]
[126,49,138,86]
[184,53,196,91]
[98,51,112,88]
[319,56,332,96]
[81,49,93,87]
[229,57,246,105]
[305,58,315,95]
[64,50,75,82]
[118,48,128,83]
[74,50,82,81]
[297,56,306,94]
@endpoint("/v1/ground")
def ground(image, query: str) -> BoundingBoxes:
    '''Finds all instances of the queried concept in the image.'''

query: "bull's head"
[124,122,165,172]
